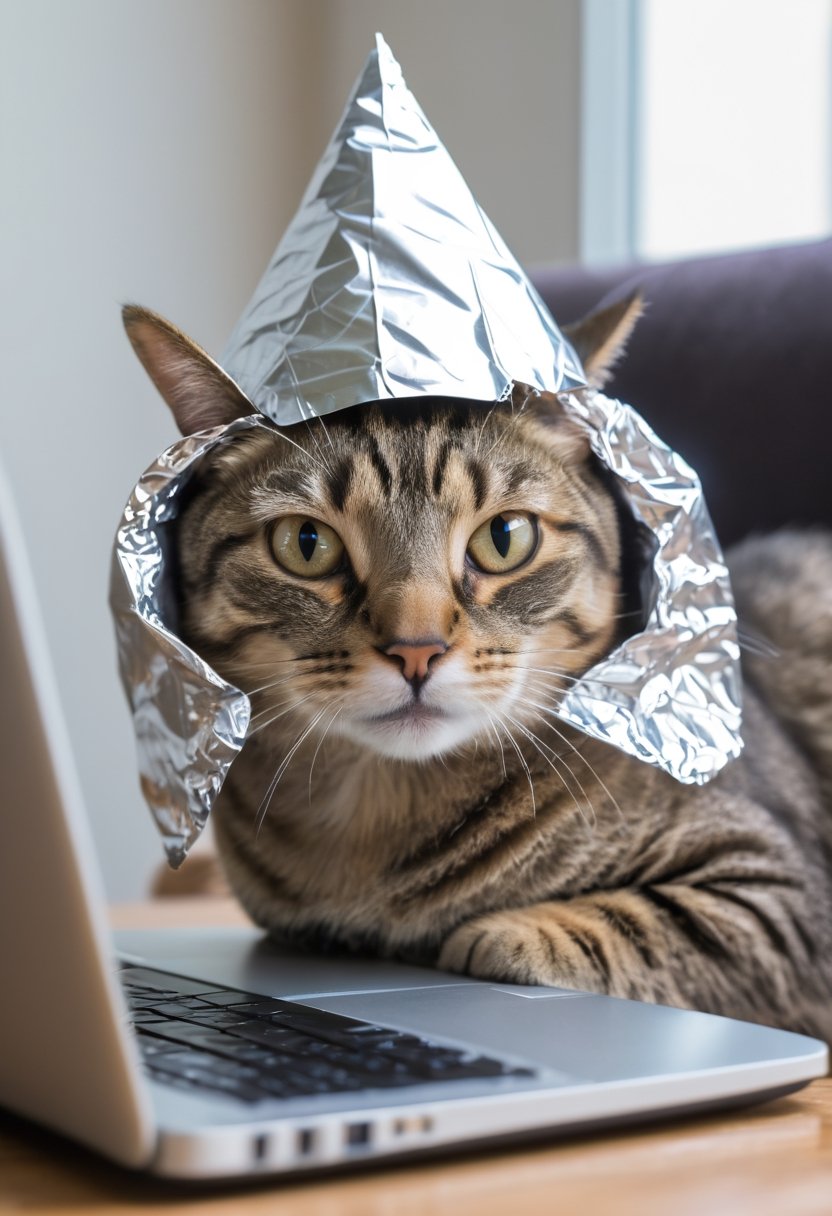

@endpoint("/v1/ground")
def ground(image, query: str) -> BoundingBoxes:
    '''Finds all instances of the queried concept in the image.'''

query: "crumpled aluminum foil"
[221,33,585,421]
[111,34,743,867]
[110,418,260,866]
[558,389,742,783]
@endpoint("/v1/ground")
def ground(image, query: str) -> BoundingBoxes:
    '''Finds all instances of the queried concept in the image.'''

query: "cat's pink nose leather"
[384,640,447,682]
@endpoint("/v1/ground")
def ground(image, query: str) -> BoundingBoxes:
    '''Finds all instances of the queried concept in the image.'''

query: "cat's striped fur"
[125,302,832,1041]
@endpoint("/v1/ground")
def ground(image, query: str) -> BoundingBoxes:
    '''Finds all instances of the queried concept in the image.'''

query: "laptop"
[0,465,826,1181]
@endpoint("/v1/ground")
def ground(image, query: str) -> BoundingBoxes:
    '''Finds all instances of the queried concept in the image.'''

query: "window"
[582,0,832,262]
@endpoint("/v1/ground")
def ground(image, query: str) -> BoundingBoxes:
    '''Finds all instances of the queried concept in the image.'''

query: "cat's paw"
[438,908,576,988]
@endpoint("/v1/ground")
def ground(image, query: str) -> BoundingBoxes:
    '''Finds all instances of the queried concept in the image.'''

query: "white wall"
[0,0,581,900]
[637,0,832,259]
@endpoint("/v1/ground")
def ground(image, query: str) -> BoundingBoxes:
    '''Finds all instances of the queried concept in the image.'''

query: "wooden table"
[1,899,830,1216]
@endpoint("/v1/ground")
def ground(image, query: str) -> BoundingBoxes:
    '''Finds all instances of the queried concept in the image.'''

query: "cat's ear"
[122,304,254,435]
[563,289,644,389]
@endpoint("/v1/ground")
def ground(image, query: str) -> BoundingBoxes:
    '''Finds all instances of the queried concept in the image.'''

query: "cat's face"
[122,293,641,765]
[174,391,622,761]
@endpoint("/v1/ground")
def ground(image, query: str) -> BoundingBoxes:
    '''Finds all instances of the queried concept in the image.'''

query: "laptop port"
[252,1133,269,1162]
[296,1127,316,1156]
[346,1121,372,1147]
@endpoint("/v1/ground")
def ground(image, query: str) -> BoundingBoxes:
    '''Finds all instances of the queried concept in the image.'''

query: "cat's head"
[123,294,642,763]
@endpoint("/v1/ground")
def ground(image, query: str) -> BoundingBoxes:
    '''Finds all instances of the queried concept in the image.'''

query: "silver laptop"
[0,465,826,1180]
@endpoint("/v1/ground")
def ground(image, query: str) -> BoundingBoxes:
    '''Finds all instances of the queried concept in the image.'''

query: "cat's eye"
[270,516,345,577]
[467,511,538,574]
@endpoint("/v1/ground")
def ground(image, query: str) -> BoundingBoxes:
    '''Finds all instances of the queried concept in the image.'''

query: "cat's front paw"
[438,908,574,988]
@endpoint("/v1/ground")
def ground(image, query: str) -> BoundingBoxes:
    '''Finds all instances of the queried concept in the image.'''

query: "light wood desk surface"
[1,898,830,1216]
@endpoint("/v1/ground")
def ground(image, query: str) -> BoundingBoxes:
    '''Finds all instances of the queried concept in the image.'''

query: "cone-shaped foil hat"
[221,33,585,423]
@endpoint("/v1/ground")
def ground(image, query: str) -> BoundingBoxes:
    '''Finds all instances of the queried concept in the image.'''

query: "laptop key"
[146,1001,217,1019]
[259,1067,367,1096]
[184,1009,256,1028]
[147,1062,265,1104]
[254,1075,315,1099]
[195,989,273,1007]
[119,966,219,996]
[206,1039,285,1064]
[140,1022,239,1052]
[223,999,295,1016]
[130,1010,168,1025]
[124,987,180,1003]
[227,1021,323,1049]
[138,1037,181,1058]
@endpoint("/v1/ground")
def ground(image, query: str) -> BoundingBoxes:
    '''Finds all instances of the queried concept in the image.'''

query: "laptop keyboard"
[121,964,535,1105]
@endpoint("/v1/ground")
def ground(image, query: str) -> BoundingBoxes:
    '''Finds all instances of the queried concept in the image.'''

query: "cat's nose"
[381,638,448,689]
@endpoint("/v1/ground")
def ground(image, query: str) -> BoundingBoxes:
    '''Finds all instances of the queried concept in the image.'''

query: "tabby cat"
[124,297,832,1041]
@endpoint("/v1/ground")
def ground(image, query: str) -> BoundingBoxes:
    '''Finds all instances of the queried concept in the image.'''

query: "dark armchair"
[532,238,832,546]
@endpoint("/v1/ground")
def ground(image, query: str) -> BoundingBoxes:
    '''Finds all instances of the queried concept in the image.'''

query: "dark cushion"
[531,240,832,545]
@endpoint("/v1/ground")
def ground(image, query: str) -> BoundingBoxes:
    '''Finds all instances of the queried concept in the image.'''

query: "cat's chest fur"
[212,682,827,962]
[211,725,629,951]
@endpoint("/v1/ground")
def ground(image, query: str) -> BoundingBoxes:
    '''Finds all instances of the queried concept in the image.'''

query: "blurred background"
[1,0,830,900]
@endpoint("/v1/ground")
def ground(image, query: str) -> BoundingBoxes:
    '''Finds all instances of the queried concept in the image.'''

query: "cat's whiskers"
[501,707,595,829]
[240,652,350,672]
[504,671,617,811]
[481,395,533,462]
[490,709,536,815]
[255,703,332,835]
[737,627,780,659]
[518,645,599,661]
[249,688,310,722]
[237,659,298,676]
[301,418,337,481]
[483,712,508,780]
[309,410,336,455]
[245,672,306,698]
[248,689,321,733]
[248,675,350,728]
[515,678,584,701]
[245,660,352,698]
[249,695,302,726]
[738,640,777,659]
[473,400,502,459]
[506,664,585,685]
[273,427,334,477]
[518,696,625,826]
[518,677,574,709]
[307,700,346,805]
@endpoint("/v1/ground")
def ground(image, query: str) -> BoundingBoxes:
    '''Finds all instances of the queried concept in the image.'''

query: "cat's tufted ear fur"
[122,304,254,435]
[563,289,644,389]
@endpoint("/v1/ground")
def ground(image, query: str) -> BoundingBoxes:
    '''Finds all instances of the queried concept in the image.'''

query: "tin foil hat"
[220,33,586,420]
[111,35,742,867]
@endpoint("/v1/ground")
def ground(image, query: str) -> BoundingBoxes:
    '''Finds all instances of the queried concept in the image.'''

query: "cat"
[124,297,832,1042]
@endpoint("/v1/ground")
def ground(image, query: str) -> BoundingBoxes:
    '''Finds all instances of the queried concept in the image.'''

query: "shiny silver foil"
[111,418,259,867]
[221,33,586,423]
[558,389,742,783]
[112,35,743,865]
